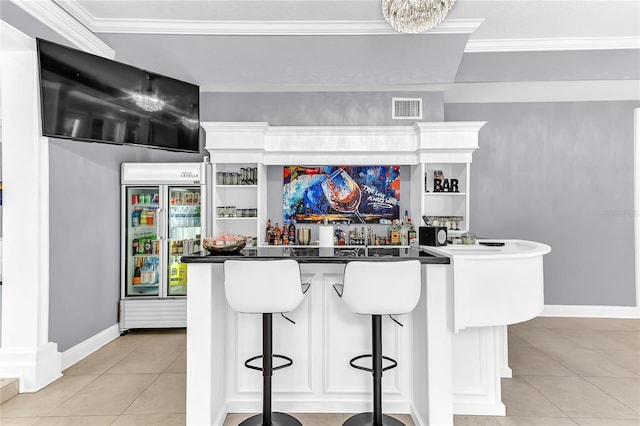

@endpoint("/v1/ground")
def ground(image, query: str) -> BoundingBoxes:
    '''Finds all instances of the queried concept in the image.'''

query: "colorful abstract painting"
[283,165,400,223]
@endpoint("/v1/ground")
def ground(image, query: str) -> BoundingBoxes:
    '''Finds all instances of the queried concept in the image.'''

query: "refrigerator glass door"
[126,186,161,296]
[168,186,202,296]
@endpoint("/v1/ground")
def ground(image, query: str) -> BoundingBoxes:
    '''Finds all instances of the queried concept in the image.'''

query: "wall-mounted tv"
[37,38,200,153]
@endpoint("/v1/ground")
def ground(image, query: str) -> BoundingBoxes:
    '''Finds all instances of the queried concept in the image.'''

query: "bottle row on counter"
[265,217,297,245]
[262,211,418,246]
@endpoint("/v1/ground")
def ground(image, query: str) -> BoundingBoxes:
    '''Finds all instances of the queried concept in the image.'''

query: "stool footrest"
[245,354,293,372]
[349,354,398,373]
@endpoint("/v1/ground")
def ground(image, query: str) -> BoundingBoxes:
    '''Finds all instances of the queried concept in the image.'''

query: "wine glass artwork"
[321,168,365,223]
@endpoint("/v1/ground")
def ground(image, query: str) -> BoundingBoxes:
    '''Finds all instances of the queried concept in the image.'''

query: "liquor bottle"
[132,237,139,254]
[288,216,296,244]
[265,219,272,244]
[282,222,289,243]
[132,257,141,285]
[274,223,282,245]
[407,217,417,246]
[390,220,401,245]
[400,210,409,246]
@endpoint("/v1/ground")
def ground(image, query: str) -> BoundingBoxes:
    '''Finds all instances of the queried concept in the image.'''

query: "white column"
[0,22,61,392]
[412,264,454,425]
[635,108,640,314]
[186,263,227,426]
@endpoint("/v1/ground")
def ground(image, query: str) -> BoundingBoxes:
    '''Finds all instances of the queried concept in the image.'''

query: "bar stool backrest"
[342,260,421,315]
[224,259,304,314]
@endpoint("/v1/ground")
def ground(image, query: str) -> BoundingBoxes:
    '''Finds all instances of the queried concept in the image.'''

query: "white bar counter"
[182,241,550,425]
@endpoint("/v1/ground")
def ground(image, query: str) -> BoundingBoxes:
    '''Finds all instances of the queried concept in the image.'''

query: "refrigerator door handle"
[157,207,164,240]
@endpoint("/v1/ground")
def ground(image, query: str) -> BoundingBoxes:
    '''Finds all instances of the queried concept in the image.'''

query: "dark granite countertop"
[181,246,450,264]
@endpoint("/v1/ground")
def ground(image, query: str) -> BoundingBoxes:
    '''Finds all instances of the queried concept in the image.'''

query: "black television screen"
[37,38,200,153]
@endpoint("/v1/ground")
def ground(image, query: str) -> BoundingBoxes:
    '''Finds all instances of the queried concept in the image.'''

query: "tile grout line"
[515,374,575,420]
[582,375,640,415]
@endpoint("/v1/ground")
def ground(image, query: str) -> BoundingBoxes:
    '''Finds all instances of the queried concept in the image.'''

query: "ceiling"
[56,0,640,42]
[5,0,640,101]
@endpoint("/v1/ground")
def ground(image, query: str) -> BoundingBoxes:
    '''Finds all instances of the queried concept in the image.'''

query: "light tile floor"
[0,317,637,425]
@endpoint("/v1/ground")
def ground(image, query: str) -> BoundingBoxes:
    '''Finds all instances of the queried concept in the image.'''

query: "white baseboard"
[453,401,506,416]
[61,324,120,370]
[541,305,640,319]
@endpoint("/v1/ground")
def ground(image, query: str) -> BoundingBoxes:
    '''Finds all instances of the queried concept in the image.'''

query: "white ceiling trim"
[11,0,114,58]
[466,36,640,53]
[63,17,484,36]
[54,1,483,36]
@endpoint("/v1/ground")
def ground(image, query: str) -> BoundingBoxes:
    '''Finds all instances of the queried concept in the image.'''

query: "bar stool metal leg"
[343,315,405,426]
[239,313,301,426]
[263,313,272,425]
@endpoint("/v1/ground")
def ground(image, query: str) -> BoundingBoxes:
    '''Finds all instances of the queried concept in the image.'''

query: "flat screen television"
[37,38,200,153]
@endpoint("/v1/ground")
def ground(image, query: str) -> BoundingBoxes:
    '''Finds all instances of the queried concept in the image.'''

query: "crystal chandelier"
[132,74,165,112]
[132,92,165,112]
[382,0,455,34]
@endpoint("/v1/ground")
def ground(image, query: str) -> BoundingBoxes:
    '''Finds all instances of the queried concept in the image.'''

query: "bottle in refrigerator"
[132,209,141,227]
[169,257,180,286]
[178,261,188,286]
[133,257,142,285]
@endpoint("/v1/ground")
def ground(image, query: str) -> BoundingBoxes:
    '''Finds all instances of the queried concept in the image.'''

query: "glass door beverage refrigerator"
[120,162,210,331]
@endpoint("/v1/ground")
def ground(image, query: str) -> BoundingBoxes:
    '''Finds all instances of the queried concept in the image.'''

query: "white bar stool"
[333,260,421,426]
[224,259,309,426]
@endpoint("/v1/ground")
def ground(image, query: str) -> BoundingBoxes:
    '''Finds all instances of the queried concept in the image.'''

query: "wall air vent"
[392,97,422,120]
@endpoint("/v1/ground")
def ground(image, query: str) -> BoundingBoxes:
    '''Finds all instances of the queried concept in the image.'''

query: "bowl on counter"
[202,236,247,254]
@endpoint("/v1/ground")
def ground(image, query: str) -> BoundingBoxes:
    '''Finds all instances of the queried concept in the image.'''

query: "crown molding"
[10,0,114,58]
[55,1,483,36]
[82,18,482,36]
[465,36,640,53]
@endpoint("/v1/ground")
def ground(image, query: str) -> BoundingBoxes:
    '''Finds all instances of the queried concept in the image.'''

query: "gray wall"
[201,91,444,124]
[445,101,639,306]
[49,139,201,352]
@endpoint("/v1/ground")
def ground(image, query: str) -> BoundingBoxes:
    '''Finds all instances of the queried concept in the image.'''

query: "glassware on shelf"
[216,167,258,185]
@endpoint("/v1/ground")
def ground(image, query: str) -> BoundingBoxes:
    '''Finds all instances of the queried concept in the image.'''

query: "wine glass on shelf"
[321,168,365,223]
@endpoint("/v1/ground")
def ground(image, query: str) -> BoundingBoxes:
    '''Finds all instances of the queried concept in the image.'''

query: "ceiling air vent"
[392,97,422,120]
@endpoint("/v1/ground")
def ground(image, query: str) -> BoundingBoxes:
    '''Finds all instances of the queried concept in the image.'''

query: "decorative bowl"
[202,236,247,254]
